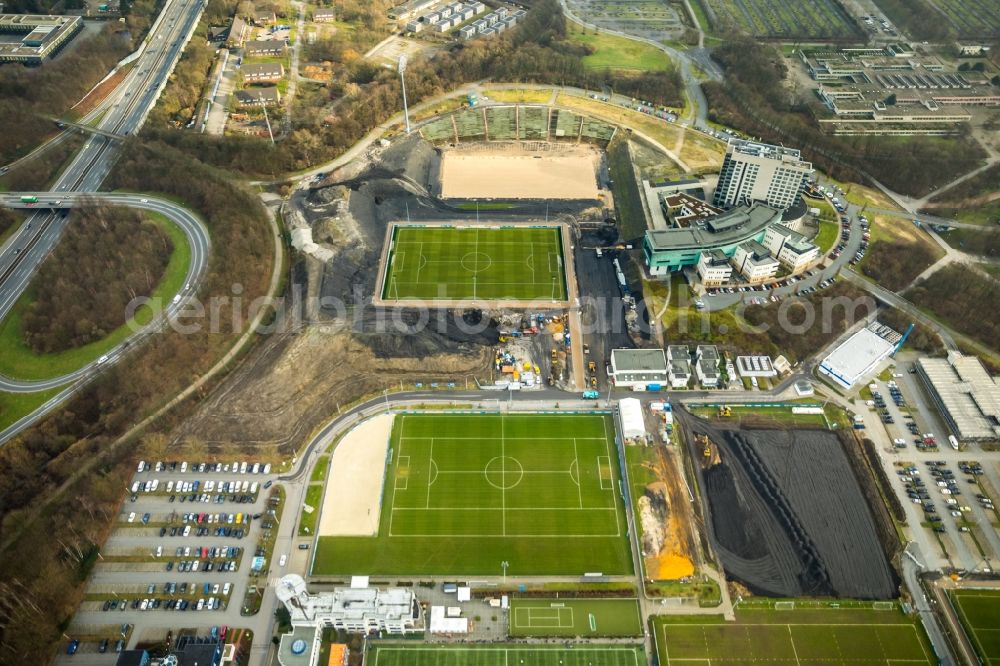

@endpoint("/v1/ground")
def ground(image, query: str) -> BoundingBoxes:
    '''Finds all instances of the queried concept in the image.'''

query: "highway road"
[0,0,208,442]
[0,0,206,326]
[0,193,210,441]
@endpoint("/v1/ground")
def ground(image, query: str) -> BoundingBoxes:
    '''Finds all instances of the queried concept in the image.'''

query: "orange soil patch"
[73,65,132,118]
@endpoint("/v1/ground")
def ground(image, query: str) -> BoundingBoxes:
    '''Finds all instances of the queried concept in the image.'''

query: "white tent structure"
[619,397,646,440]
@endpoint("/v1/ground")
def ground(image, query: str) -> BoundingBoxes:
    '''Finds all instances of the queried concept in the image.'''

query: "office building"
[643,203,784,276]
[609,348,668,390]
[731,241,779,283]
[0,14,83,64]
[696,250,733,286]
[713,139,813,210]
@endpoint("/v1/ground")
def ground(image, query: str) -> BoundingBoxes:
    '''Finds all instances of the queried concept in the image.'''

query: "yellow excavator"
[718,405,732,417]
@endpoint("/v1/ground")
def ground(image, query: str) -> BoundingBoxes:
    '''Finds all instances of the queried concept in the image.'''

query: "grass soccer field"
[655,607,936,666]
[509,598,642,637]
[380,225,568,302]
[952,589,1000,665]
[313,414,633,576]
[367,645,646,665]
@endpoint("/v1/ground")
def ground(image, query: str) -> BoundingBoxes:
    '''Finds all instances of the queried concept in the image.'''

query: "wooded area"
[0,141,274,663]
[908,264,999,352]
[860,241,939,292]
[145,0,683,176]
[21,206,172,353]
[0,209,20,239]
[703,38,986,197]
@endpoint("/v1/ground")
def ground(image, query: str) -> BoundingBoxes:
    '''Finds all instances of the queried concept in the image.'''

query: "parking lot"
[56,460,281,662]
[868,367,1000,574]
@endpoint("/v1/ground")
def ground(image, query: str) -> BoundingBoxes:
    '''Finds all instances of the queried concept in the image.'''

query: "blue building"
[642,203,784,275]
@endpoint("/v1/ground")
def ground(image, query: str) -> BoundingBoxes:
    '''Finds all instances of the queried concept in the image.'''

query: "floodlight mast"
[399,55,411,134]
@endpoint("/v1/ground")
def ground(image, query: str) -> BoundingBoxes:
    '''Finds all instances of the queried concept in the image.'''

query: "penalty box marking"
[514,606,575,629]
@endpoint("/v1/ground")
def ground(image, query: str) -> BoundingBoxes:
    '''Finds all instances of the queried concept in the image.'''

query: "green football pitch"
[509,598,643,637]
[312,413,633,575]
[367,645,646,665]
[380,225,568,301]
[952,589,1000,665]
[655,607,936,665]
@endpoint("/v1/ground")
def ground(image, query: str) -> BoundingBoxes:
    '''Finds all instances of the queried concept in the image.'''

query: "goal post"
[872,601,895,611]
[775,601,795,611]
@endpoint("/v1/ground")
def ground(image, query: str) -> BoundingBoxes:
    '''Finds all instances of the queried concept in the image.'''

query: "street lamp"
[398,55,411,134]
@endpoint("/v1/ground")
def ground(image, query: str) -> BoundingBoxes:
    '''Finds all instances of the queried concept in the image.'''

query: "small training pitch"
[509,598,643,637]
[952,589,1000,665]
[368,645,646,665]
[656,607,935,666]
[380,225,568,302]
[313,414,633,575]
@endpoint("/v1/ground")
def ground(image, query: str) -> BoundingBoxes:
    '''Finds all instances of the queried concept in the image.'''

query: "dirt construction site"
[634,442,698,581]
[677,410,900,599]
[167,127,626,453]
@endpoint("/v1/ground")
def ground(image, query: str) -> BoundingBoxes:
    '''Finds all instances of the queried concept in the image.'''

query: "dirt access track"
[679,411,898,599]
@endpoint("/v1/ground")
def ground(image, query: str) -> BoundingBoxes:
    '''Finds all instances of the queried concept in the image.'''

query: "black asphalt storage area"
[685,416,898,599]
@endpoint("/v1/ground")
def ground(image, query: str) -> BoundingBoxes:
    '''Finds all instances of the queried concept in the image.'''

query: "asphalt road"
[0,193,210,442]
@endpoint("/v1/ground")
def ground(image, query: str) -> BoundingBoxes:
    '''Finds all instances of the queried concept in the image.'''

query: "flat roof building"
[916,352,1000,442]
[0,14,83,64]
[643,203,784,275]
[731,240,779,284]
[762,224,819,273]
[313,8,336,21]
[275,575,422,666]
[713,139,813,211]
[695,345,721,388]
[609,348,668,390]
[736,355,777,378]
[696,249,733,287]
[666,345,691,389]
[819,322,899,389]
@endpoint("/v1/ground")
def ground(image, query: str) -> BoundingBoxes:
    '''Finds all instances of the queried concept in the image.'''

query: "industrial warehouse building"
[713,140,813,210]
[0,14,83,64]
[819,322,901,389]
[609,349,668,390]
[916,352,1000,442]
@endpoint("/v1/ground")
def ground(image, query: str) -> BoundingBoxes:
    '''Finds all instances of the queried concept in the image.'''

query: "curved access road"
[0,193,210,439]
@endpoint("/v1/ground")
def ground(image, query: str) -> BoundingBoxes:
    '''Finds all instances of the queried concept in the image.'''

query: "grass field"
[298,484,323,536]
[380,225,567,301]
[313,414,633,575]
[509,598,642,637]
[814,220,839,254]
[567,20,670,72]
[368,645,646,665]
[0,386,62,431]
[952,589,1000,665]
[655,607,935,666]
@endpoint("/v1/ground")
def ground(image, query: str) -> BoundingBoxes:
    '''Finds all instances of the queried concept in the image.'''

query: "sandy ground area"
[440,151,600,200]
[318,413,394,536]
